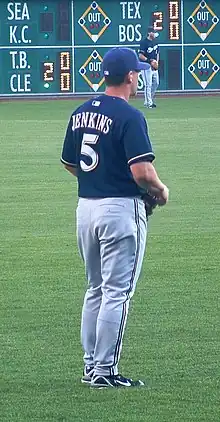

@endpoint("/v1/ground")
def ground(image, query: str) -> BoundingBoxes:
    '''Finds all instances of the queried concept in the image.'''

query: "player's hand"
[146,184,169,205]
[150,59,158,70]
[156,185,169,206]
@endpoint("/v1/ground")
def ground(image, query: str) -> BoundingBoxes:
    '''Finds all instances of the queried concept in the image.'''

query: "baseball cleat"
[81,365,94,384]
[152,103,157,108]
[90,374,144,388]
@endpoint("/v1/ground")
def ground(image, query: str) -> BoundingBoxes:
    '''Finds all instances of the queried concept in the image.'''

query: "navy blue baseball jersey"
[139,38,159,64]
[61,95,155,198]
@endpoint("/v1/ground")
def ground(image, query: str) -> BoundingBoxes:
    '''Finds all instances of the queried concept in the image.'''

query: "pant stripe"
[110,301,127,376]
[142,70,147,86]
[111,199,141,372]
[127,199,141,296]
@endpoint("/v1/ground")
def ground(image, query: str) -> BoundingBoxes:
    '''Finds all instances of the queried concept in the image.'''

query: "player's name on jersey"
[72,111,113,134]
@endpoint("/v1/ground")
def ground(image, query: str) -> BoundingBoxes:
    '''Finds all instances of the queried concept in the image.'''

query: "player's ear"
[126,71,133,84]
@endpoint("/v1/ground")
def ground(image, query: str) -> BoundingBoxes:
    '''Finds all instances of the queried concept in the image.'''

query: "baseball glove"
[150,59,158,70]
[141,191,158,218]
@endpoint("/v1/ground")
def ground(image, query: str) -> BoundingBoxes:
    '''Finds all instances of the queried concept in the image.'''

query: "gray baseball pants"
[141,68,159,106]
[76,197,147,377]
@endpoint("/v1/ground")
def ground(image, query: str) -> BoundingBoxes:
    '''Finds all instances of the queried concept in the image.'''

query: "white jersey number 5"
[80,133,99,172]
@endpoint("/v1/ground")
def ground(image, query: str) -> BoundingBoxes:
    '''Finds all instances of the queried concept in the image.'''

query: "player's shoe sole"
[81,366,94,384]
[90,374,144,388]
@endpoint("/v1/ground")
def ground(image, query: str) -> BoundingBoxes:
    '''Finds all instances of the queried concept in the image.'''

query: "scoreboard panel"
[183,0,220,44]
[75,45,182,93]
[0,0,220,96]
[0,1,72,46]
[0,48,73,94]
[75,0,182,45]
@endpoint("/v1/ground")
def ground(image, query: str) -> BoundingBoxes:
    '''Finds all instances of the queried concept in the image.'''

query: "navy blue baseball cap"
[102,47,150,78]
[147,26,156,33]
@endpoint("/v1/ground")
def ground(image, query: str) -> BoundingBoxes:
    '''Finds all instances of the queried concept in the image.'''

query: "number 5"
[80,133,99,172]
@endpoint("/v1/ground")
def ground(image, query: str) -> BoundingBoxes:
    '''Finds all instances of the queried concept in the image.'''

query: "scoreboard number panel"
[0,1,72,46]
[42,51,72,92]
[152,1,181,41]
[0,48,73,94]
[0,0,220,96]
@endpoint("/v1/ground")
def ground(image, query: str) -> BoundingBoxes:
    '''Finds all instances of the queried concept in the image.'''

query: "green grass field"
[1,96,220,422]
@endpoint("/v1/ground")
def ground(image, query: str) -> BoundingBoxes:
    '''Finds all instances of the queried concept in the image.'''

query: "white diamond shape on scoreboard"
[200,1,206,9]
[188,64,196,73]
[200,81,208,89]
[200,33,207,41]
[92,84,100,92]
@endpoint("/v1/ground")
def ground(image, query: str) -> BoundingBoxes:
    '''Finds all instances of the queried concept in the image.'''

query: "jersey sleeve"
[138,40,147,56]
[60,116,77,167]
[122,112,155,166]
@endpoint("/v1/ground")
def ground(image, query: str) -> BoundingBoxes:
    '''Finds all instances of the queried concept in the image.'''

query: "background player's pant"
[77,197,147,377]
[141,68,159,106]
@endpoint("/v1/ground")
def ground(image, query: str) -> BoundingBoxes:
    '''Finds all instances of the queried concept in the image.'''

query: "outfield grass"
[0,96,220,422]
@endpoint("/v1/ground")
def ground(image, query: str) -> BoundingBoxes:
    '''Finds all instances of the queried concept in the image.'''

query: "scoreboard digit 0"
[0,0,220,96]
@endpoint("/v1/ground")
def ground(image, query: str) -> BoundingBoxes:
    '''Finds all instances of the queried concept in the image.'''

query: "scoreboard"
[0,0,220,96]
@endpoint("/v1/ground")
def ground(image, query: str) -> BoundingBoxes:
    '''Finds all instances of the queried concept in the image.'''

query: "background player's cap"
[147,26,156,33]
[102,47,150,78]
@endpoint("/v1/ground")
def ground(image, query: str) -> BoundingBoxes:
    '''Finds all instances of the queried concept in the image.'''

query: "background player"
[61,47,169,388]
[139,26,160,108]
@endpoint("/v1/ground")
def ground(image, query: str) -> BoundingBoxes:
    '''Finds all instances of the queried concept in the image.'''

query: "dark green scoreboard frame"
[0,0,220,96]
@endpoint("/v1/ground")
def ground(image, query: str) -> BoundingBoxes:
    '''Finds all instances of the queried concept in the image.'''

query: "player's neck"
[105,87,129,102]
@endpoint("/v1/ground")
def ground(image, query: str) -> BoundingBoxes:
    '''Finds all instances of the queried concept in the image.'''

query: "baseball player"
[61,47,169,388]
[139,26,160,108]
